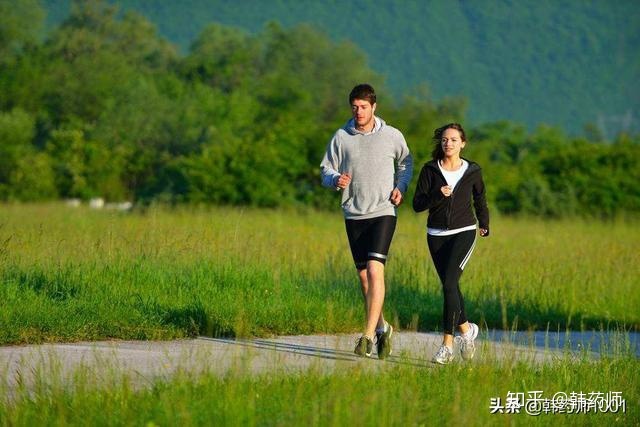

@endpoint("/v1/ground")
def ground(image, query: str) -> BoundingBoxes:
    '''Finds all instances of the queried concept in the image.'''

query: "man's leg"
[361,215,396,338]
[363,260,385,339]
[358,268,368,299]
[348,216,394,357]
[357,268,385,335]
[358,263,384,330]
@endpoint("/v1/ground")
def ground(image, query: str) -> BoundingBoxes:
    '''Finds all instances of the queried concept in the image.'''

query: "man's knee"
[366,260,385,281]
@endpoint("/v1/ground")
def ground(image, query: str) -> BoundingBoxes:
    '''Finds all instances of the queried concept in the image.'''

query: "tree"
[0,109,56,200]
[0,0,44,62]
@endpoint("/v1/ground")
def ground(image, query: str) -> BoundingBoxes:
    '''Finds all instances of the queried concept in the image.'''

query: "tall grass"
[0,203,638,344]
[1,354,638,426]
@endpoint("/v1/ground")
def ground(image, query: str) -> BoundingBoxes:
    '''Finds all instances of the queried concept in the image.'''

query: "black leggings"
[427,230,476,335]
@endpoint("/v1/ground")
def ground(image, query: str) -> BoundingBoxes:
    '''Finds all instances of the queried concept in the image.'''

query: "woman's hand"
[479,228,489,237]
[440,185,453,197]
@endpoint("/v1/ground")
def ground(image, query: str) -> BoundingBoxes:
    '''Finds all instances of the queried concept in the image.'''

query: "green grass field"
[0,204,638,425]
[2,355,638,425]
[0,203,638,344]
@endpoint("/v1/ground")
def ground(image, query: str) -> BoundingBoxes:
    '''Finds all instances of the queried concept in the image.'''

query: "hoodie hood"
[344,116,385,135]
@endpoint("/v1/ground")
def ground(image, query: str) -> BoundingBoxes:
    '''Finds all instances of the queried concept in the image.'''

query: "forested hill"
[42,0,639,135]
[2,0,639,213]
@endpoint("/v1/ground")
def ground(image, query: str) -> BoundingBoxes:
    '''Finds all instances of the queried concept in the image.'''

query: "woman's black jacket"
[412,159,489,233]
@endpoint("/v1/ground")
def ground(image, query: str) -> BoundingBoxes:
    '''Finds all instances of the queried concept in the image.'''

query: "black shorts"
[345,215,397,269]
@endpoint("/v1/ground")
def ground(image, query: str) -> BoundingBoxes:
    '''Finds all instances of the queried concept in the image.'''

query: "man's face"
[351,99,376,129]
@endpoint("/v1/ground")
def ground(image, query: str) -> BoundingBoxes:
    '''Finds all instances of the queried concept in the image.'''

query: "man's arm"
[394,134,413,193]
[320,135,342,189]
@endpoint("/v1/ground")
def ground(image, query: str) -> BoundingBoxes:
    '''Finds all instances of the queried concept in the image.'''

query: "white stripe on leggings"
[459,233,477,270]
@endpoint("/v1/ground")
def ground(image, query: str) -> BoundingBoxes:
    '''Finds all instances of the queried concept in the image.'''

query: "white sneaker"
[432,345,454,365]
[457,322,479,360]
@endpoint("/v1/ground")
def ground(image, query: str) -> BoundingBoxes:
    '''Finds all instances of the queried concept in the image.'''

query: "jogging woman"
[412,123,489,364]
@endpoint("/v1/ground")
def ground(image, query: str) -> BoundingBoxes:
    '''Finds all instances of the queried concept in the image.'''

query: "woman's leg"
[428,230,476,340]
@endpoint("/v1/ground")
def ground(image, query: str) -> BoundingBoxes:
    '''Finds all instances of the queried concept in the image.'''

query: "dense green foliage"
[0,205,638,345]
[41,0,640,134]
[1,0,639,216]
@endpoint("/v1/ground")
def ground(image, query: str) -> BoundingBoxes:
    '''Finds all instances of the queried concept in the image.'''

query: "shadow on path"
[198,337,432,368]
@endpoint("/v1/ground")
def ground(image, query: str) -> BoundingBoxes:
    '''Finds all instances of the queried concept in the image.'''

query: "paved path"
[1,331,588,398]
[3,328,636,400]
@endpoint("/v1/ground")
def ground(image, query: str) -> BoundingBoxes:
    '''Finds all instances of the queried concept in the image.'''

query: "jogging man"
[320,83,413,358]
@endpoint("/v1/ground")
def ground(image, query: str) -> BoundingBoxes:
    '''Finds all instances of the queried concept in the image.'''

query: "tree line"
[41,0,640,135]
[1,0,638,217]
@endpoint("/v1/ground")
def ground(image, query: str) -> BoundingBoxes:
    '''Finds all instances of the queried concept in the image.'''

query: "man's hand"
[336,173,351,189]
[390,187,403,206]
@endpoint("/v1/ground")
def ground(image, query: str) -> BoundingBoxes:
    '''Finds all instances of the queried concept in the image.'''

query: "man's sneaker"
[354,335,373,357]
[376,323,393,360]
[432,345,454,365]
[457,322,479,360]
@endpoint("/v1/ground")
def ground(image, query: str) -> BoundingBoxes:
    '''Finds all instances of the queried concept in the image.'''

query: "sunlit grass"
[0,203,638,344]
[1,352,637,426]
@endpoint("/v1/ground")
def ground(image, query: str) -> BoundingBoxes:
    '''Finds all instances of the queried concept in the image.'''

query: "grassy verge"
[0,203,638,344]
[1,355,637,426]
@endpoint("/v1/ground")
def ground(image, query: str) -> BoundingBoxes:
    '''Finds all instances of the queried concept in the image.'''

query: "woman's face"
[441,128,466,158]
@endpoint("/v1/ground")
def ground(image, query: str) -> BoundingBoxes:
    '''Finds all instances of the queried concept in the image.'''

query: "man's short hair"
[349,84,376,105]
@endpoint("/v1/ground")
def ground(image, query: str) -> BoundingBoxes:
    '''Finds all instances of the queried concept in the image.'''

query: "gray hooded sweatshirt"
[320,117,413,219]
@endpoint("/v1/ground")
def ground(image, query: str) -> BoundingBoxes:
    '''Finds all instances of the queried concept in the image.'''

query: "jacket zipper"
[443,166,475,229]
[446,192,454,229]
[429,161,477,230]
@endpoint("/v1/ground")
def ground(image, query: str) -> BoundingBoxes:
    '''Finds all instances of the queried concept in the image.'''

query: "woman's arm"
[472,170,490,236]
[413,165,445,212]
